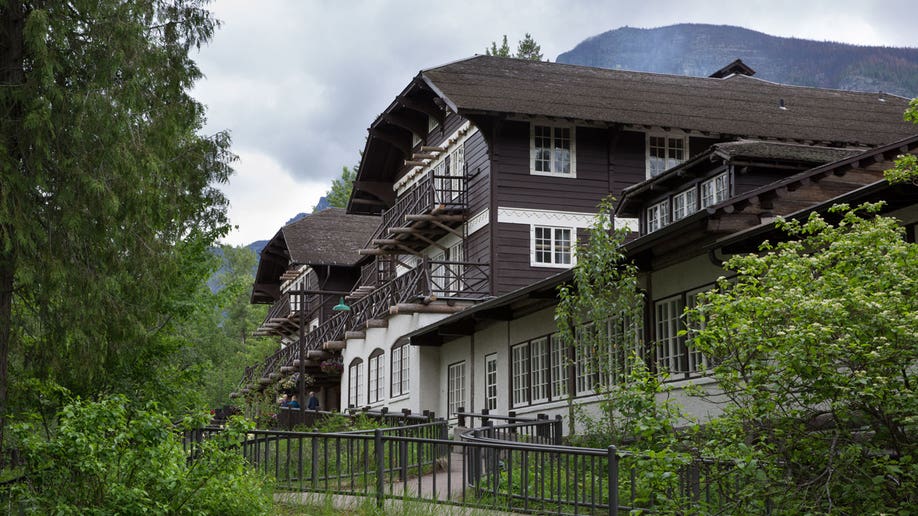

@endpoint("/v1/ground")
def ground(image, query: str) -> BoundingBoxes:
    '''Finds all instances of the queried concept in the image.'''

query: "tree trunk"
[0,0,26,464]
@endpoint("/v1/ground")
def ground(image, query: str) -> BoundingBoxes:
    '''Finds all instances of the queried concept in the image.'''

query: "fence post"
[457,406,465,427]
[311,435,318,490]
[554,415,563,445]
[608,445,619,516]
[481,407,489,427]
[399,421,408,483]
[375,429,384,509]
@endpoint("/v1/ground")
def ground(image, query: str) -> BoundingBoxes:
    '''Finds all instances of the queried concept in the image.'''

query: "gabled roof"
[421,55,912,145]
[251,208,379,303]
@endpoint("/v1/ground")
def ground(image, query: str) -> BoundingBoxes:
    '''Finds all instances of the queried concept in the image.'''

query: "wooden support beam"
[365,319,389,328]
[430,219,464,238]
[382,112,427,140]
[397,95,444,125]
[324,340,347,351]
[353,180,396,205]
[307,350,331,360]
[344,331,366,340]
[405,213,466,222]
[359,248,388,255]
[420,145,446,152]
[368,127,410,156]
[389,303,469,316]
[404,160,427,167]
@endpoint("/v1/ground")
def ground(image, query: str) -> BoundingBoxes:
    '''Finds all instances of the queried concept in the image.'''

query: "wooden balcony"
[361,169,467,256]
[252,290,322,338]
[252,259,490,379]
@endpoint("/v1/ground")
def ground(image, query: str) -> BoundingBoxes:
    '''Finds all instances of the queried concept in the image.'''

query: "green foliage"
[323,165,357,209]
[8,395,272,514]
[486,34,543,60]
[688,204,918,512]
[885,98,918,184]
[0,0,236,433]
[556,197,646,436]
[516,33,543,61]
[486,35,511,57]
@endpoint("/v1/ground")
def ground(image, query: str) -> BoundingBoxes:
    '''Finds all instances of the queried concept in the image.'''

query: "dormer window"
[531,123,575,177]
[672,188,697,221]
[700,172,729,208]
[647,133,686,178]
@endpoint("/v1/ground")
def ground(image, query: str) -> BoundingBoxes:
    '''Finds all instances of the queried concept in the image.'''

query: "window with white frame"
[390,343,410,397]
[367,349,384,404]
[447,361,466,417]
[531,124,575,176]
[550,334,569,398]
[485,354,498,411]
[511,344,530,407]
[654,296,684,375]
[348,358,364,408]
[671,188,697,221]
[530,337,549,403]
[533,226,573,267]
[645,200,670,233]
[700,172,729,208]
[647,134,686,178]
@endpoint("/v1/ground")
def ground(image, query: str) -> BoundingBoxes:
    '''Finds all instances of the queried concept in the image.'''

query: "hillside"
[557,24,918,98]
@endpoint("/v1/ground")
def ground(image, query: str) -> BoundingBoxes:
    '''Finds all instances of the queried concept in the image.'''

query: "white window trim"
[484,353,498,411]
[645,131,688,179]
[530,225,576,268]
[671,188,697,221]
[645,199,670,233]
[390,344,410,398]
[447,361,466,417]
[530,122,577,178]
[700,172,730,208]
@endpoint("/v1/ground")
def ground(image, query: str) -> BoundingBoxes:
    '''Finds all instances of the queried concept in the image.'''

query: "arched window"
[390,342,410,397]
[368,349,385,404]
[348,358,364,408]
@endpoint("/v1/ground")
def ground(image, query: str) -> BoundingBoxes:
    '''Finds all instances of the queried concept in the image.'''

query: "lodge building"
[237,56,918,427]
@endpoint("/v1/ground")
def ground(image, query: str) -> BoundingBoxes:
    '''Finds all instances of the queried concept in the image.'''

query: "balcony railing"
[365,169,467,251]
[254,290,322,337]
[249,259,490,380]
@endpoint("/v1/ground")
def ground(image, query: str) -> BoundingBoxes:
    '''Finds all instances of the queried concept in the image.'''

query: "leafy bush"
[9,395,272,514]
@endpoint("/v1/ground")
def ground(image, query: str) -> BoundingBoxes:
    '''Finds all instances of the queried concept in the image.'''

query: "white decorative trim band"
[497,207,596,228]
[614,217,639,232]
[467,208,490,236]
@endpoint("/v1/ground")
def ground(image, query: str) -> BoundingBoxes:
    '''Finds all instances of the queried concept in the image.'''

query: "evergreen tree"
[516,33,544,61]
[324,165,356,209]
[486,35,511,57]
[0,0,233,446]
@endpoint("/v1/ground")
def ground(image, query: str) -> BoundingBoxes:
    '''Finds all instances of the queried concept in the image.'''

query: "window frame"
[367,349,384,404]
[532,225,575,268]
[348,358,365,408]
[390,343,410,398]
[447,361,466,417]
[484,353,498,411]
[530,123,577,177]
[646,132,687,178]
[645,199,670,233]
[700,172,729,208]
[671,188,697,221]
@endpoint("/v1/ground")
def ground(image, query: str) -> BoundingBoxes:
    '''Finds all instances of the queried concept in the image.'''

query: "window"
[390,343,410,397]
[447,361,466,417]
[654,296,684,375]
[575,324,598,394]
[533,226,573,267]
[550,334,569,399]
[367,349,384,404]
[348,358,364,408]
[433,146,464,204]
[484,354,498,411]
[431,240,464,296]
[672,188,697,221]
[685,289,710,374]
[530,337,549,403]
[511,344,530,407]
[646,200,670,233]
[700,173,729,208]
[647,134,686,177]
[531,124,575,176]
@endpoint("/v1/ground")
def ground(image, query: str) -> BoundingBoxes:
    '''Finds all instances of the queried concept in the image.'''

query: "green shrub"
[10,395,272,514]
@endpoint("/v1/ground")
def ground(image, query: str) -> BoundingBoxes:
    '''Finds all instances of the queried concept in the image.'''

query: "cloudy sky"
[192,0,917,246]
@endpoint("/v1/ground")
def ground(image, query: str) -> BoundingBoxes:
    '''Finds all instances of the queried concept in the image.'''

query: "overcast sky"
[192,0,917,246]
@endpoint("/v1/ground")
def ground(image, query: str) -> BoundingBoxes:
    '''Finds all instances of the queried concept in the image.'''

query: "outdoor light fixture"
[332,297,351,312]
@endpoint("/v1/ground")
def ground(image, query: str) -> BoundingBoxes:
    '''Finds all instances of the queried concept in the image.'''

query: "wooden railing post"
[375,429,384,509]
[608,445,619,516]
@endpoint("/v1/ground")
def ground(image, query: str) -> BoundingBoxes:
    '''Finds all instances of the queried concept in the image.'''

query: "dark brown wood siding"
[611,131,648,198]
[492,121,610,212]
[425,111,466,148]
[464,129,490,214]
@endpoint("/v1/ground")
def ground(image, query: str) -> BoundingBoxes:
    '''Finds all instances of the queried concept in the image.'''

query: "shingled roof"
[251,208,379,303]
[420,55,913,146]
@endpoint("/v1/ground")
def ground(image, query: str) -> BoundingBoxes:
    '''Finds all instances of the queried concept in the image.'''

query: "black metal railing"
[367,169,467,247]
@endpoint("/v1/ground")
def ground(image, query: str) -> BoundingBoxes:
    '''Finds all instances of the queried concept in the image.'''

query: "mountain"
[556,24,918,99]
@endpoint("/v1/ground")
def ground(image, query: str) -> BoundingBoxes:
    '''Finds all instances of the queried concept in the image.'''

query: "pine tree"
[486,35,512,57]
[516,33,544,61]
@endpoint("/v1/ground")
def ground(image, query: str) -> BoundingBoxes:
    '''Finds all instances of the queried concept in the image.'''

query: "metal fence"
[186,411,768,515]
